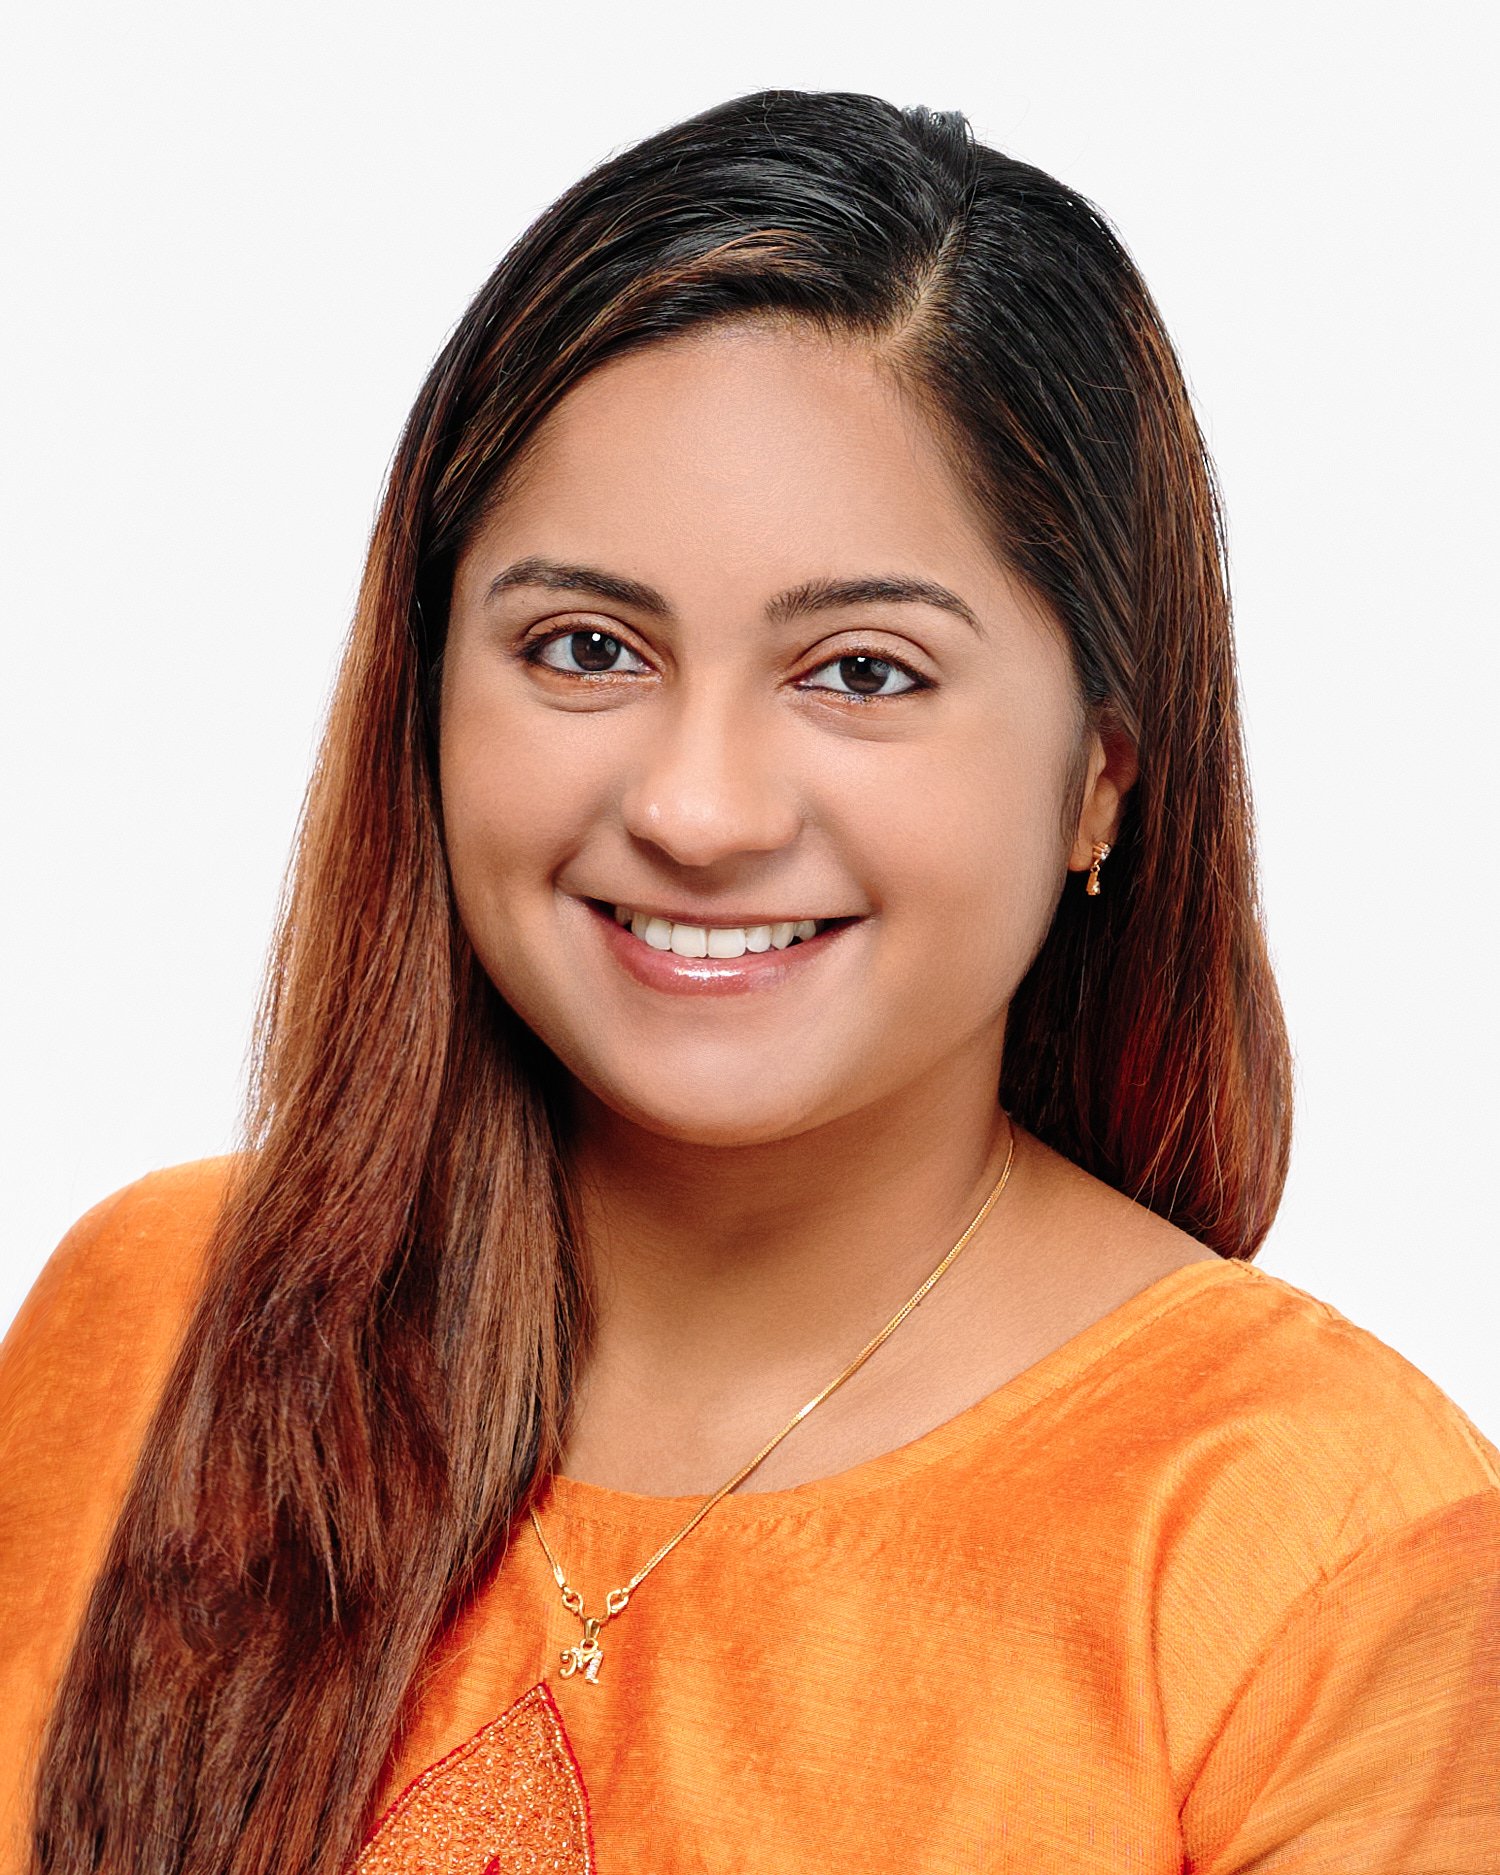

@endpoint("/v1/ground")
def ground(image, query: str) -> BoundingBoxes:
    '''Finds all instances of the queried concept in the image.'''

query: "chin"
[576,1070,841,1149]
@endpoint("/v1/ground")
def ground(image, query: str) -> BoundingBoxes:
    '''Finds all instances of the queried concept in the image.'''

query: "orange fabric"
[2,1157,1498,1873]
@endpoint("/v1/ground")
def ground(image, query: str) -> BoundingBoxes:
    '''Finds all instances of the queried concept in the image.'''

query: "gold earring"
[1085,840,1111,897]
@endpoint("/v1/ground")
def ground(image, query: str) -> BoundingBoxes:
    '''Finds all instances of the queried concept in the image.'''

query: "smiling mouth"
[586,898,861,960]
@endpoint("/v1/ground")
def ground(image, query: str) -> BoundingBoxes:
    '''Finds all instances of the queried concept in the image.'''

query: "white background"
[3,3,1496,1429]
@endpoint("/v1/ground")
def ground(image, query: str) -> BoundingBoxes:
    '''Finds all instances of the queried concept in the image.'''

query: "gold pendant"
[559,1615,605,1684]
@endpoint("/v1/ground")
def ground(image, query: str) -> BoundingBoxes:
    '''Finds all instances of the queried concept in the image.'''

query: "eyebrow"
[483,556,983,635]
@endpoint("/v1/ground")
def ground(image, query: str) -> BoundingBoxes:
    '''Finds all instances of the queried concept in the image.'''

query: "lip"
[589,897,853,929]
[573,895,865,998]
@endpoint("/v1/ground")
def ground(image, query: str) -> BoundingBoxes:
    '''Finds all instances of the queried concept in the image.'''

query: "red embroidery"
[355,1681,594,1873]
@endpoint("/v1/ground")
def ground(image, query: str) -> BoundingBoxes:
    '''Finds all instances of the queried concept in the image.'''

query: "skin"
[439,318,1218,1497]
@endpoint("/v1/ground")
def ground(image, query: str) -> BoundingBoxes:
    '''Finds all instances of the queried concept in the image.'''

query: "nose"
[617,681,802,869]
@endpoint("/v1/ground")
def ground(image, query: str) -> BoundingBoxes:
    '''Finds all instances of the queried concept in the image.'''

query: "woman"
[2,88,1495,1874]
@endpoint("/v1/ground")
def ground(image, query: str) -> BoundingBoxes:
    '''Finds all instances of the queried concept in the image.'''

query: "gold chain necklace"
[530,1115,1017,1684]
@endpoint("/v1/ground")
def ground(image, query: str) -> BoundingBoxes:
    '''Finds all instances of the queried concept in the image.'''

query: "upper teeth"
[613,905,823,959]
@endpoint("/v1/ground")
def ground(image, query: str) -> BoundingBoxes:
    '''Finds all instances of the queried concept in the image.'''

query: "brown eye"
[800,653,927,699]
[525,629,651,676]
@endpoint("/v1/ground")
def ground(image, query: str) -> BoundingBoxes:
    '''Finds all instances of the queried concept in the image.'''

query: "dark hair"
[31,87,1291,1872]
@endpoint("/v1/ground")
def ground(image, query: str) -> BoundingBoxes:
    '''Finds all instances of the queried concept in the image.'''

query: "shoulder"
[1112,1255,1500,1767]
[12,1153,242,1307]
[1003,1240,1500,1801]
[1160,1275,1500,1855]
[0,1155,246,1856]
[2,1153,243,1405]
[1031,1125,1498,1508]
[0,1151,245,1509]
[1,1152,246,1483]
[1164,1256,1500,1525]
[0,1153,246,1547]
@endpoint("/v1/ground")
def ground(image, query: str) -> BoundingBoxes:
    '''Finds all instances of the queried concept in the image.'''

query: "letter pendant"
[559,1616,604,1684]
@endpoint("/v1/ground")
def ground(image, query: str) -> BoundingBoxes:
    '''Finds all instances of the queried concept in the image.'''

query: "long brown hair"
[30,88,1292,1871]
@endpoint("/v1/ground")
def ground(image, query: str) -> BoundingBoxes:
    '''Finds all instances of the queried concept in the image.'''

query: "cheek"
[438,725,602,1044]
[437,692,591,961]
[866,721,1071,1004]
[885,718,1069,903]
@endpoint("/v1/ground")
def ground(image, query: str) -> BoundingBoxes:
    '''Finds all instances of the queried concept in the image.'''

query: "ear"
[1067,715,1139,873]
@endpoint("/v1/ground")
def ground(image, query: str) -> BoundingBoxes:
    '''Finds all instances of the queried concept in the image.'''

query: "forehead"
[463,320,1010,602]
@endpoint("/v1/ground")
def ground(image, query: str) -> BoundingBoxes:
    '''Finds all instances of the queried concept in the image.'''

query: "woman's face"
[440,319,1130,1146]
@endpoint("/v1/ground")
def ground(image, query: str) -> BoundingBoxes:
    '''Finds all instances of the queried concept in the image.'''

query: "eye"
[799,651,930,701]
[522,627,653,678]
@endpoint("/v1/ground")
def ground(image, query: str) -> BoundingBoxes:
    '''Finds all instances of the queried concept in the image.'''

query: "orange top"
[2,1157,1498,1873]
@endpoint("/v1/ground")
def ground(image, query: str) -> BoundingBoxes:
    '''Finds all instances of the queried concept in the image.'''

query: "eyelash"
[517,627,933,702]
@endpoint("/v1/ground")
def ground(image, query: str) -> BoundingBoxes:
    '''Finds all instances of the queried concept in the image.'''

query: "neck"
[555,1038,1022,1429]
